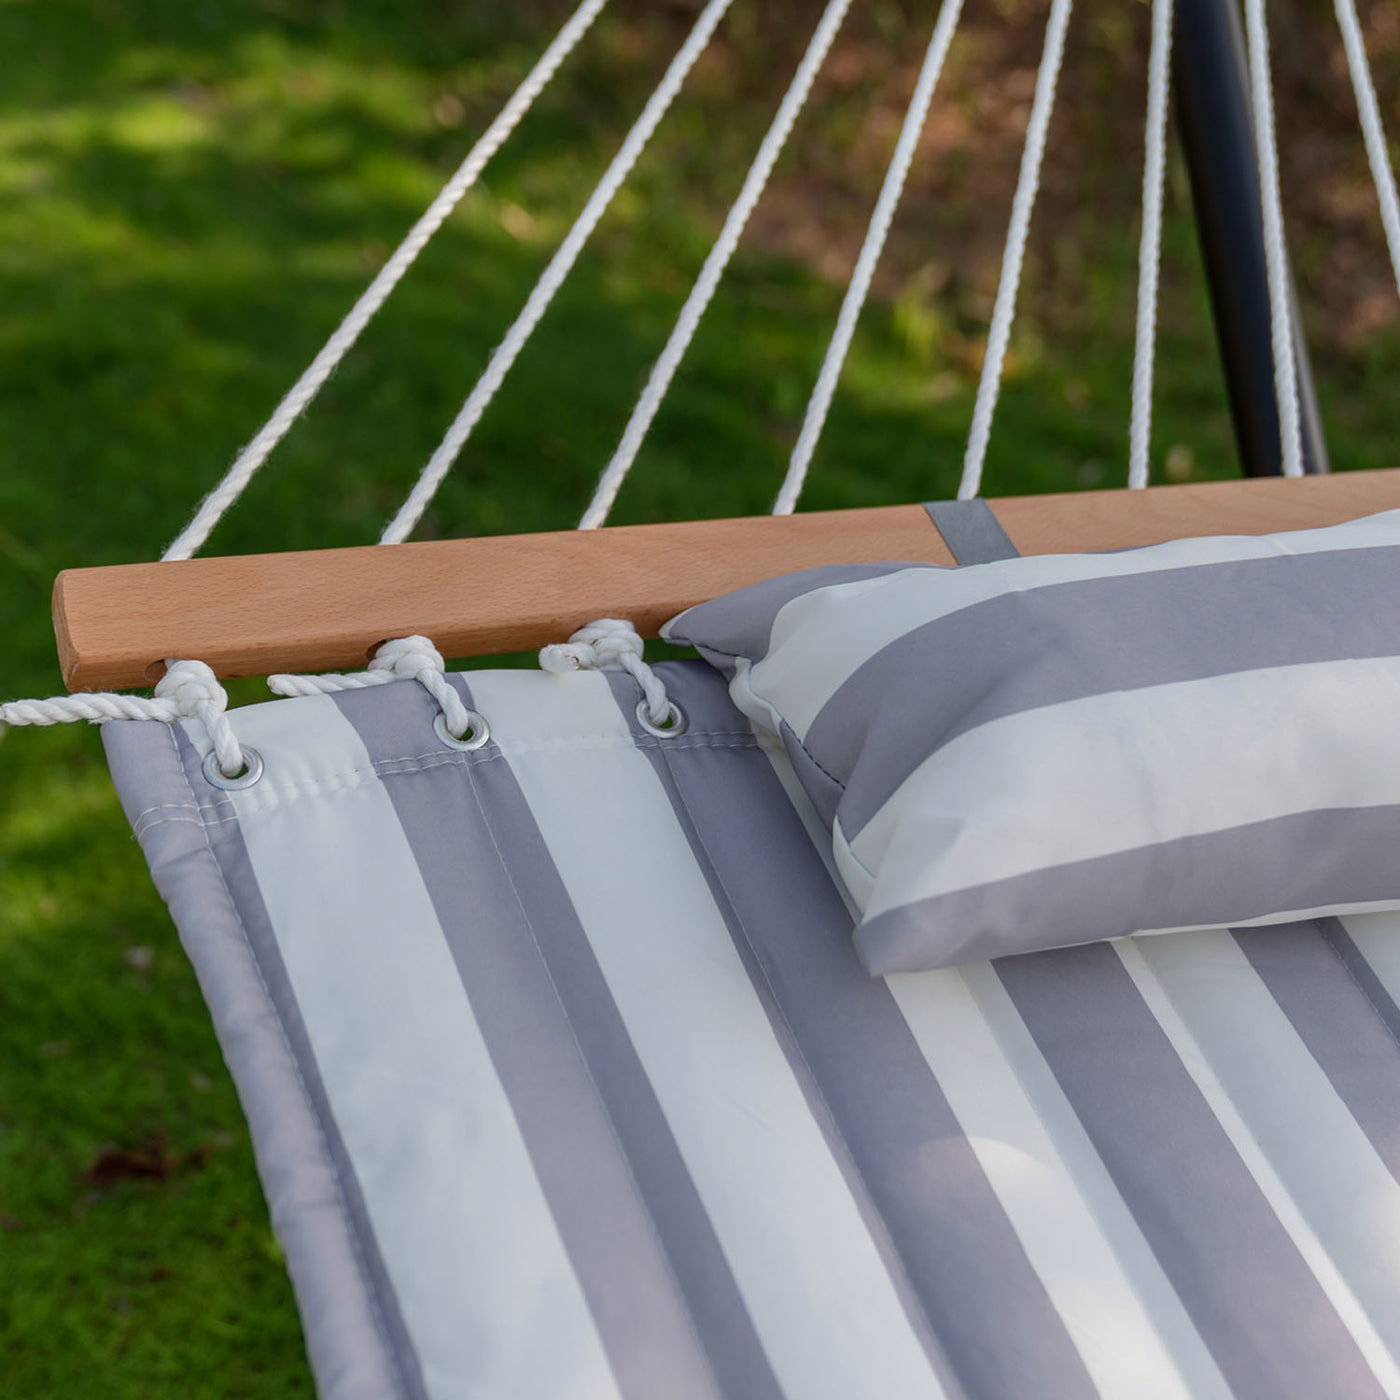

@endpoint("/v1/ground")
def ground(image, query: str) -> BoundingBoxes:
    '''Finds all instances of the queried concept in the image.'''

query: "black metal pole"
[1172,0,1328,474]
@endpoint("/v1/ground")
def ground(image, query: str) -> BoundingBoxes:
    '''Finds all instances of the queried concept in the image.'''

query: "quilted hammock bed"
[103,636,1400,1400]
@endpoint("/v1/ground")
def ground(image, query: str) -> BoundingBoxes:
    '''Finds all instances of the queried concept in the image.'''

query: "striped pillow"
[663,508,1400,974]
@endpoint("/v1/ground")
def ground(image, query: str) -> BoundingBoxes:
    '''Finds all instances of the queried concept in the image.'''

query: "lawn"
[1,0,1397,1394]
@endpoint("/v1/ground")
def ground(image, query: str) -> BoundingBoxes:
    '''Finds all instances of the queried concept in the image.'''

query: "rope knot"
[539,619,675,730]
[539,619,644,675]
[155,659,226,716]
[155,659,244,778]
[369,635,472,739]
[368,634,446,682]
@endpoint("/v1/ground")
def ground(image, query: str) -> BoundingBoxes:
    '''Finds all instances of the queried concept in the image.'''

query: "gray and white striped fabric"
[664,506,1400,973]
[106,653,1400,1400]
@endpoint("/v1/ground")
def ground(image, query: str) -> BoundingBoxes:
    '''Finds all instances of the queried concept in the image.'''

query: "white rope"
[269,635,474,738]
[1334,0,1400,299]
[958,0,1074,500]
[1127,0,1175,490]
[772,0,966,517]
[381,0,736,547]
[161,0,610,563]
[539,619,671,726]
[578,0,855,531]
[1242,0,1303,476]
[0,660,244,776]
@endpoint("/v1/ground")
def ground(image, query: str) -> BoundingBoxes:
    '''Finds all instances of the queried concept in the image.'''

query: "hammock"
[7,0,1400,1395]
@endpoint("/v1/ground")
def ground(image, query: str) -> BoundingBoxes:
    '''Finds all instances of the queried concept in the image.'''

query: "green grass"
[1,1,1397,1394]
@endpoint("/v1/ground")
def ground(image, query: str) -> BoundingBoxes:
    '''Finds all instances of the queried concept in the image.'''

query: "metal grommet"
[636,698,687,738]
[202,745,264,790]
[434,709,490,752]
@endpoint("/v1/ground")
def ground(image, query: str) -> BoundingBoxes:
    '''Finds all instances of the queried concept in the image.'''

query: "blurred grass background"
[0,0,1396,1393]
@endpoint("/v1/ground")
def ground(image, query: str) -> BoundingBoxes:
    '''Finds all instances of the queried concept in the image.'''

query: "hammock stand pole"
[1172,0,1328,476]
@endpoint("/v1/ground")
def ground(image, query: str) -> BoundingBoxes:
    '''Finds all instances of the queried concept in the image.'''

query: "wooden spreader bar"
[54,469,1400,691]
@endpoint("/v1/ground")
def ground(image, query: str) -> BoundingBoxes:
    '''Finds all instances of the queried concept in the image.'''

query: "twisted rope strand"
[958,0,1074,500]
[1334,0,1400,299]
[269,635,473,737]
[162,0,610,562]
[772,0,966,516]
[578,0,855,531]
[1243,0,1303,476]
[380,0,736,547]
[1127,0,1175,490]
[1,661,244,776]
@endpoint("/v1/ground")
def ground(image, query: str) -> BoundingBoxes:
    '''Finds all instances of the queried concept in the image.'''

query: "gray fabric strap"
[924,498,1021,564]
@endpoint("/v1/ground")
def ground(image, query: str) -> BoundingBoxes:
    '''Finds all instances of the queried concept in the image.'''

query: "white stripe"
[888,961,1231,1400]
[741,507,1400,738]
[1117,938,1400,1393]
[194,698,619,1400]
[468,668,949,1400]
[850,655,1400,920]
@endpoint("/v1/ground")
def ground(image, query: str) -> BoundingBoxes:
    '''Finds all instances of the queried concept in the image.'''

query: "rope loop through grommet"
[269,635,479,743]
[539,618,677,732]
[155,659,245,778]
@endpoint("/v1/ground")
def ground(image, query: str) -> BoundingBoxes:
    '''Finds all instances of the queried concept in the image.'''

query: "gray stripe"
[102,720,428,1400]
[996,941,1388,1400]
[855,804,1400,974]
[806,545,1400,837]
[618,660,1097,1400]
[1235,919,1400,1184]
[1315,915,1400,1050]
[335,680,778,1400]
[662,562,921,670]
[924,498,1020,563]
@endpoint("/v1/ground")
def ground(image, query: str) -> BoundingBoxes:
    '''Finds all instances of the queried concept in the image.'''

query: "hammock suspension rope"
[577,0,858,531]
[956,0,1074,500]
[771,0,967,516]
[162,0,611,563]
[379,0,737,547]
[1333,0,1400,300]
[1127,0,1175,490]
[1242,0,1303,477]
